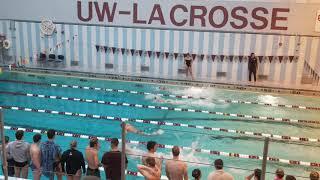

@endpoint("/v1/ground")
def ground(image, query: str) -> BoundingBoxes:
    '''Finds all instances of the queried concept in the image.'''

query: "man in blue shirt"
[40,129,62,180]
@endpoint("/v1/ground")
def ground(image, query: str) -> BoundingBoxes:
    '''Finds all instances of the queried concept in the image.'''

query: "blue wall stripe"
[227,33,236,80]
[178,31,184,70]
[61,24,67,64]
[113,27,119,70]
[18,23,25,63]
[168,30,174,77]
[87,26,92,69]
[197,32,204,77]
[259,35,268,73]
[237,34,246,81]
[159,30,165,75]
[69,25,75,64]
[122,28,128,72]
[35,23,41,59]
[150,29,156,73]
[27,23,33,63]
[78,25,83,67]
[280,36,290,81]
[131,29,137,73]
[95,26,100,69]
[217,33,224,73]
[207,32,214,78]
[268,36,279,81]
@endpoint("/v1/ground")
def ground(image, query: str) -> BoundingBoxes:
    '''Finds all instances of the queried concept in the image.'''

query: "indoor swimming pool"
[0,71,320,179]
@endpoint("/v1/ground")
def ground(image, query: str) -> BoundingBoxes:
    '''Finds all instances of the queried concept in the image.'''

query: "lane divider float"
[0,79,319,111]
[1,105,319,143]
[4,124,320,168]
[1,90,319,125]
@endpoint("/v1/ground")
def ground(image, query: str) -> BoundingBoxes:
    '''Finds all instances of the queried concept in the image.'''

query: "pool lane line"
[4,124,320,168]
[1,104,320,143]
[0,79,319,111]
[1,90,319,126]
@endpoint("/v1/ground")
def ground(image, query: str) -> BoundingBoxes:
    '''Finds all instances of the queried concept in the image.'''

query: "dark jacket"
[248,57,258,71]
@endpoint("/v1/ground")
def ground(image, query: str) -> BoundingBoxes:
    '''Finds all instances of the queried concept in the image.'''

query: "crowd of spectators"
[1,130,320,180]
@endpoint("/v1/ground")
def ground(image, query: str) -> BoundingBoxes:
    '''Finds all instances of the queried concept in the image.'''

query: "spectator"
[184,53,194,80]
[61,140,86,180]
[30,133,42,180]
[310,171,319,180]
[246,169,261,180]
[248,53,258,82]
[142,141,162,170]
[40,129,62,180]
[285,175,296,180]
[8,130,30,178]
[165,146,188,180]
[275,168,285,180]
[85,137,100,178]
[101,138,128,180]
[138,157,161,180]
[192,169,201,180]
[1,136,14,176]
[207,159,234,180]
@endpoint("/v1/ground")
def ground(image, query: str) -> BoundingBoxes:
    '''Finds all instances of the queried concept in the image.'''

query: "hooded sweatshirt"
[8,140,30,163]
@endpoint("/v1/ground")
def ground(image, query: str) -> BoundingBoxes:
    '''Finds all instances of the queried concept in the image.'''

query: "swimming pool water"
[1,71,320,180]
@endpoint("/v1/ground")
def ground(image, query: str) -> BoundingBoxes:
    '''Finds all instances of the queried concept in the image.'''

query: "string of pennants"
[47,35,78,53]
[304,61,320,81]
[95,45,298,63]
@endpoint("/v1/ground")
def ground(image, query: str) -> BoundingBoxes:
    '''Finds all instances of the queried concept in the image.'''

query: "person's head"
[192,169,201,180]
[111,138,119,149]
[145,157,156,168]
[47,129,56,140]
[33,133,41,143]
[172,146,180,157]
[70,140,77,149]
[275,168,285,179]
[251,53,255,58]
[254,169,262,180]
[285,175,296,180]
[214,159,223,170]
[89,137,99,149]
[15,130,24,140]
[310,171,319,180]
[147,141,157,152]
[4,136,9,144]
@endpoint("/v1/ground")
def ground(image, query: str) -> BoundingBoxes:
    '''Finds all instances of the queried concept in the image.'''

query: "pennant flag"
[174,53,179,59]
[121,48,125,55]
[165,52,169,58]
[192,54,196,59]
[229,56,234,62]
[138,50,143,56]
[111,47,116,54]
[279,56,284,63]
[200,54,205,60]
[130,49,135,56]
[220,55,225,62]
[239,56,243,62]
[268,56,273,63]
[147,51,152,57]
[95,45,99,52]
[289,56,294,62]
[156,52,161,58]
[183,53,188,58]
[211,55,216,61]
[258,56,263,63]
[104,46,108,53]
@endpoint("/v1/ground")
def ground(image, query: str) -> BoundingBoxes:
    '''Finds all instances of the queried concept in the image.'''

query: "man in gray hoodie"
[8,130,30,178]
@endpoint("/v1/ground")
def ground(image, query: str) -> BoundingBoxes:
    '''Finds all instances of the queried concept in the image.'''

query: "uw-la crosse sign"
[77,1,290,31]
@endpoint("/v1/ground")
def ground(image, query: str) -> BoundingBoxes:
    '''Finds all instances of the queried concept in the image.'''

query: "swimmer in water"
[154,97,165,103]
[158,86,166,91]
[121,123,163,136]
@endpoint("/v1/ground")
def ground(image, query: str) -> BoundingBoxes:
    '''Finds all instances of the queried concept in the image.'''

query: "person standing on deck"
[248,53,258,83]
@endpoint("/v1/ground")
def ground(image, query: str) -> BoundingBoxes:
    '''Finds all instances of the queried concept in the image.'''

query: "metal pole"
[121,122,126,180]
[0,110,8,180]
[261,137,269,180]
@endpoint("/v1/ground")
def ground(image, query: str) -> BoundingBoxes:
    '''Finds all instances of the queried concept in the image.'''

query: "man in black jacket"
[61,140,86,180]
[248,53,258,82]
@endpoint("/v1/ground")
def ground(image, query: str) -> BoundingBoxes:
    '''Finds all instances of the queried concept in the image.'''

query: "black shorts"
[186,61,191,67]
[14,160,28,168]
[86,167,100,178]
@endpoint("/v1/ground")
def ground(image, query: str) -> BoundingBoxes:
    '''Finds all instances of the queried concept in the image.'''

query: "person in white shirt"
[207,159,234,180]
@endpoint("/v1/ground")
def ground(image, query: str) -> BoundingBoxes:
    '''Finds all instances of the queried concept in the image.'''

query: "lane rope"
[1,104,319,143]
[0,79,319,111]
[1,90,319,125]
[4,124,320,168]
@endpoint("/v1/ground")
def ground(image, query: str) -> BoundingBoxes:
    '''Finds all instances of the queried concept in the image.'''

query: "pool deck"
[5,67,320,97]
